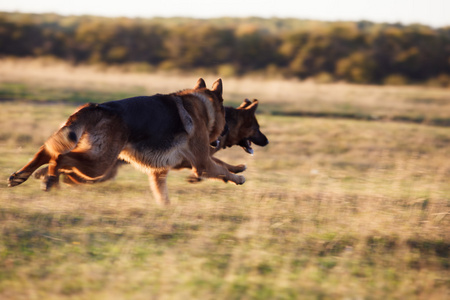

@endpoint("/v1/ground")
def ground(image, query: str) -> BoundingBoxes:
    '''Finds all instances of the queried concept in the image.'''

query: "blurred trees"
[0,12,449,84]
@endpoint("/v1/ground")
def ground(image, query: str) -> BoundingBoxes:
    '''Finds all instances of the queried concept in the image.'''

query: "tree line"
[1,12,449,85]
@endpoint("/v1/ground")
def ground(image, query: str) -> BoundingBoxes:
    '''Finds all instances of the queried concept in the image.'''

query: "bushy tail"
[44,125,84,155]
[44,104,93,155]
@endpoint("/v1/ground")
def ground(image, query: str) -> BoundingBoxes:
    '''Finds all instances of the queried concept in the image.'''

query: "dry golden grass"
[0,58,449,299]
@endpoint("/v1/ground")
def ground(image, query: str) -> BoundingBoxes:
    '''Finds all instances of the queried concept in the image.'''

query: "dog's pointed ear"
[211,78,223,99]
[246,99,259,112]
[194,78,207,89]
[237,99,252,109]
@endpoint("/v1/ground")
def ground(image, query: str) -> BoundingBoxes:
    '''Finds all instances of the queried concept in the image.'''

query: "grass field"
[0,59,449,299]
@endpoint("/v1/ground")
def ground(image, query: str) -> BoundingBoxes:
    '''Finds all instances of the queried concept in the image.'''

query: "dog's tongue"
[244,140,254,155]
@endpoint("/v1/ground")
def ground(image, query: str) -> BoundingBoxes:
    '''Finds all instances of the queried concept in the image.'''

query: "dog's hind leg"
[42,157,60,191]
[64,159,123,184]
[39,146,123,191]
[35,159,124,185]
[148,168,170,206]
[34,166,85,186]
[8,146,51,187]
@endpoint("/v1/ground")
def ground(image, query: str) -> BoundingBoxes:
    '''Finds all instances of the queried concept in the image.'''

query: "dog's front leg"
[192,158,245,185]
[212,157,246,174]
[148,168,170,206]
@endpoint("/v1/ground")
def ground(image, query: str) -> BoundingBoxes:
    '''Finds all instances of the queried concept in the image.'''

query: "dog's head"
[223,99,269,154]
[193,78,227,144]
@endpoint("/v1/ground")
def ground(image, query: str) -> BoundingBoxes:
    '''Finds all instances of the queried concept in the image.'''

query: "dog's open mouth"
[239,139,253,155]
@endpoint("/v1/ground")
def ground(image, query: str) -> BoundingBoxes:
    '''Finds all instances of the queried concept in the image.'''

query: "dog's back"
[100,95,188,151]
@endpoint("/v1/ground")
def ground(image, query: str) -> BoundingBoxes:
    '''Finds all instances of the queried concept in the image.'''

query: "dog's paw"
[8,171,30,187]
[232,164,247,174]
[186,175,202,184]
[41,175,59,191]
[233,175,245,185]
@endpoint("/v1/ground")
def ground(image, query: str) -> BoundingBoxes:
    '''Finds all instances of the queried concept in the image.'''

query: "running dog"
[8,78,245,205]
[177,98,269,181]
[34,98,269,184]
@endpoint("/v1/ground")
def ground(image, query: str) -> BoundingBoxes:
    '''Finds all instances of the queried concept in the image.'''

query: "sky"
[1,0,449,28]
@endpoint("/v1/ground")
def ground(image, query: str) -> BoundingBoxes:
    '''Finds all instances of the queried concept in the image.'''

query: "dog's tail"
[44,104,93,156]
[44,125,84,155]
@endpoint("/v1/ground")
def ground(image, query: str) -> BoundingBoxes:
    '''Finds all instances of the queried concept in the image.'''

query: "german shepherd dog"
[178,98,269,182]
[8,78,245,205]
[219,99,269,156]
[47,98,269,185]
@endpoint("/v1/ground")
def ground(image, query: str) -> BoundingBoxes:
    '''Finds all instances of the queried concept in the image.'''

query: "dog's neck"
[192,92,215,132]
